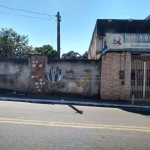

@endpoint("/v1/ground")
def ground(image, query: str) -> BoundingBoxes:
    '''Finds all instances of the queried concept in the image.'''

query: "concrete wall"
[88,33,103,60]
[0,58,30,92]
[88,26,97,60]
[96,38,103,52]
[96,37,103,59]
[0,56,101,97]
[100,52,131,100]
[44,59,101,97]
[0,53,134,100]
[0,53,133,100]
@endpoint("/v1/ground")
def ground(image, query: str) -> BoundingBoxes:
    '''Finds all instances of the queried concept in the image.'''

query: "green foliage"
[62,50,88,59]
[0,28,33,58]
[34,45,57,58]
[62,51,81,59]
[82,51,88,59]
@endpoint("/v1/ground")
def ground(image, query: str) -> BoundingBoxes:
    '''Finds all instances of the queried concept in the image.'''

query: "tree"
[34,45,57,58]
[62,50,88,59]
[62,51,81,59]
[0,28,33,58]
[82,51,88,59]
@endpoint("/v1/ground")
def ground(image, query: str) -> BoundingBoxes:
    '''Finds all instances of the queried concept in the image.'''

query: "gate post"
[30,55,47,94]
[143,62,146,98]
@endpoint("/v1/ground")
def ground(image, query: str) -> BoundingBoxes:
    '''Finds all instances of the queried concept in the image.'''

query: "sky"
[0,0,150,56]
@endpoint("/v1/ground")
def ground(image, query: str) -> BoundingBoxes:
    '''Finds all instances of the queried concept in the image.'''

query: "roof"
[145,15,150,20]
[96,19,150,36]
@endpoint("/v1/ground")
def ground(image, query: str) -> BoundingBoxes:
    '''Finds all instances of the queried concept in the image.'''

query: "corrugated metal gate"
[131,57,150,98]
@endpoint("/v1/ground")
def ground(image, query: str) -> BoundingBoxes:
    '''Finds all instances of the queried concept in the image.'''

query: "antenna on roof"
[129,18,133,22]
[108,19,112,22]
[106,19,112,32]
[145,15,150,20]
[126,18,133,32]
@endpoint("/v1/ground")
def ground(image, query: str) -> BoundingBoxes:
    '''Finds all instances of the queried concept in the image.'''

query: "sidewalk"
[0,93,150,109]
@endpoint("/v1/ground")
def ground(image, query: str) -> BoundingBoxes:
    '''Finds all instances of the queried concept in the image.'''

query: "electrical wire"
[51,38,57,45]
[0,11,55,20]
[61,48,64,56]
[51,28,57,41]
[0,4,54,17]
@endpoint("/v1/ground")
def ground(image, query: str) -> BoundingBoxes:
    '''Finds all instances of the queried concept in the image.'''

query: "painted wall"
[88,26,97,60]
[0,58,30,92]
[96,38,103,52]
[96,37,103,59]
[44,59,101,97]
[0,53,134,100]
[0,56,100,97]
[88,32,104,60]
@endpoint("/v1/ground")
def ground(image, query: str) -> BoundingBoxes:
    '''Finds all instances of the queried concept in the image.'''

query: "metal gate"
[131,57,150,98]
[146,60,150,98]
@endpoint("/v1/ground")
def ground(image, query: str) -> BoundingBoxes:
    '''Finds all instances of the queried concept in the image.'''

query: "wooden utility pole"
[56,12,61,59]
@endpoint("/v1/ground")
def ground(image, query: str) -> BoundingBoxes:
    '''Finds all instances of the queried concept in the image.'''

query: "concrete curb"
[0,97,150,109]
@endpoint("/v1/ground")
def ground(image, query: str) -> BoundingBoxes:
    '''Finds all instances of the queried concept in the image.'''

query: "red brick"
[101,52,131,100]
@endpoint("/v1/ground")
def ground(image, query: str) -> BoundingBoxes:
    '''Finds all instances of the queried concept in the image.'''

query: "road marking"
[0,118,149,130]
[0,118,150,132]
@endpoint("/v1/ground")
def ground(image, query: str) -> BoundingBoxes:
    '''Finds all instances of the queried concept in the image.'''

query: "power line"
[51,28,57,42]
[0,4,54,17]
[0,11,55,20]
[51,38,57,46]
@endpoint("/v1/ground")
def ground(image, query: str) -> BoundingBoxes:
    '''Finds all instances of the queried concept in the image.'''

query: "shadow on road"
[68,105,83,114]
[120,108,150,118]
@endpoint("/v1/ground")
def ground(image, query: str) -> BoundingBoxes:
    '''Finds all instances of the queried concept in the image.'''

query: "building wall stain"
[0,59,29,92]
[83,71,91,95]
[0,55,100,97]
[45,60,100,96]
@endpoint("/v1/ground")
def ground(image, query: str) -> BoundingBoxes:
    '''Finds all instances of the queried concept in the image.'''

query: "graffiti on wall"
[44,66,62,82]
[44,66,64,91]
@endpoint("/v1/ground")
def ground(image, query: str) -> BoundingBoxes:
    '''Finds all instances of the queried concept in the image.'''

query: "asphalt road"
[0,101,150,150]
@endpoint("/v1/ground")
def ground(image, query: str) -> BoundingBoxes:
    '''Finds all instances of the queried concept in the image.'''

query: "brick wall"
[100,52,131,100]
[30,55,47,93]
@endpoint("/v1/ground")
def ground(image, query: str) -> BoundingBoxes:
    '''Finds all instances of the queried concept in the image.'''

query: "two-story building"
[88,17,150,101]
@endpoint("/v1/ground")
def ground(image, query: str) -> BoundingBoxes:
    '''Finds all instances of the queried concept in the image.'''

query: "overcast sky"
[0,0,149,56]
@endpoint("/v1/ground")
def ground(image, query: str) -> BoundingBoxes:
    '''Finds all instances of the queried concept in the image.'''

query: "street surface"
[0,101,150,150]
